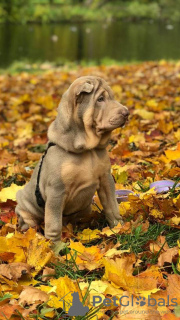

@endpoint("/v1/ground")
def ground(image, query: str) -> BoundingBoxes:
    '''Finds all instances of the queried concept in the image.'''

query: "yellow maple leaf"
[79,280,108,306]
[165,145,180,161]
[0,229,53,269]
[35,95,54,110]
[150,209,164,219]
[119,201,131,216]
[134,109,154,120]
[67,240,103,270]
[0,237,9,253]
[16,123,33,139]
[177,240,180,272]
[146,99,158,110]
[139,191,156,207]
[140,187,156,197]
[27,236,53,275]
[174,129,180,141]
[171,216,180,225]
[93,193,103,211]
[41,276,81,312]
[0,137,9,148]
[173,194,180,209]
[159,154,170,164]
[111,85,122,98]
[30,78,38,85]
[166,149,180,160]
[77,228,101,242]
[103,257,162,295]
[101,222,131,236]
[104,248,130,258]
[0,184,24,202]
[128,133,145,145]
[158,119,173,134]
[104,283,124,297]
[0,229,35,262]
[111,165,128,183]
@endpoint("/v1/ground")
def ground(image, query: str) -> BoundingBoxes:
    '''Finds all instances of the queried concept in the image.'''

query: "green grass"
[1,58,179,75]
[12,219,180,319]
[117,222,180,267]
[0,59,141,74]
[35,221,180,284]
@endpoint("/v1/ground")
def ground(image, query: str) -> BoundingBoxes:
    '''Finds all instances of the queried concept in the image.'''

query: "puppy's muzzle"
[120,107,129,118]
[109,107,129,127]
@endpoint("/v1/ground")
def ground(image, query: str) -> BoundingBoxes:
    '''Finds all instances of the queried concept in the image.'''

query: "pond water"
[0,21,180,68]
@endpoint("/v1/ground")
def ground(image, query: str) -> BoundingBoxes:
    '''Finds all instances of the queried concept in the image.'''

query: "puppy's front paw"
[51,240,67,255]
[21,223,30,231]
[17,216,29,231]
[107,216,124,228]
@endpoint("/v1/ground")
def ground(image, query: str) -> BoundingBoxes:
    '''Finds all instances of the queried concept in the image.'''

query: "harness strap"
[35,142,56,208]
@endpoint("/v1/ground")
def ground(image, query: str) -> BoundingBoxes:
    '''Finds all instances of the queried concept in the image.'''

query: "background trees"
[0,0,179,22]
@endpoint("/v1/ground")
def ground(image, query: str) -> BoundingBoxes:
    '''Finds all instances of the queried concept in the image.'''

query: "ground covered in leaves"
[0,61,180,320]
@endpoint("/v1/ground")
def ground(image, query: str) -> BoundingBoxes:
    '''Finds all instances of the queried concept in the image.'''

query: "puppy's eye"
[97,95,104,102]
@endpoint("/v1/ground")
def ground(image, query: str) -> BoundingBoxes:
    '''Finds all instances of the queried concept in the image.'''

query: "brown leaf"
[0,304,23,320]
[0,252,15,262]
[150,236,169,254]
[0,262,31,281]
[42,267,56,281]
[167,274,180,305]
[158,247,178,267]
[19,286,49,306]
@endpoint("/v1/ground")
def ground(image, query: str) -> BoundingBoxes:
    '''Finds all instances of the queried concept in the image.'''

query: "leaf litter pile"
[0,61,180,320]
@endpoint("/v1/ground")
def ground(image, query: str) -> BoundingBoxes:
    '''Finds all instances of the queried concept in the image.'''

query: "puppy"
[16,76,129,242]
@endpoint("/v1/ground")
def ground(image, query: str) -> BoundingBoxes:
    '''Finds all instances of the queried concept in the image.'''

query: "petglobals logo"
[59,292,178,318]
[59,291,89,317]
[92,295,178,308]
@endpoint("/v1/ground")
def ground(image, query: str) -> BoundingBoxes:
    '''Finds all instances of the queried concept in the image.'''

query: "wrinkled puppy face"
[91,80,129,135]
[64,76,129,150]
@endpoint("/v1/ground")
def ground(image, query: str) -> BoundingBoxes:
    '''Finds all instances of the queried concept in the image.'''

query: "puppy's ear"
[76,82,94,96]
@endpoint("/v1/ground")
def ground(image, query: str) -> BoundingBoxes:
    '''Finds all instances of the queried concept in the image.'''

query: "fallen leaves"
[0,184,24,202]
[67,240,103,270]
[165,146,180,161]
[0,263,31,281]
[116,292,162,320]
[27,236,53,275]
[0,304,24,320]
[19,286,49,306]
[167,275,180,306]
[158,247,178,267]
[103,256,162,295]
[77,228,101,242]
[134,109,155,120]
[0,62,180,319]
[101,222,131,236]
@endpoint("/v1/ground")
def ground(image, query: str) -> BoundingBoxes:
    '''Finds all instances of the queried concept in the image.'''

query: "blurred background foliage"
[0,0,179,70]
[0,0,180,23]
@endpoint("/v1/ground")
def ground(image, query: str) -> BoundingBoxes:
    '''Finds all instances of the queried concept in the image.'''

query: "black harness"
[35,142,56,209]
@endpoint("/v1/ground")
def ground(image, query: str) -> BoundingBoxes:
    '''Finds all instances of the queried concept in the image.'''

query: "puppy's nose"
[121,107,129,117]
